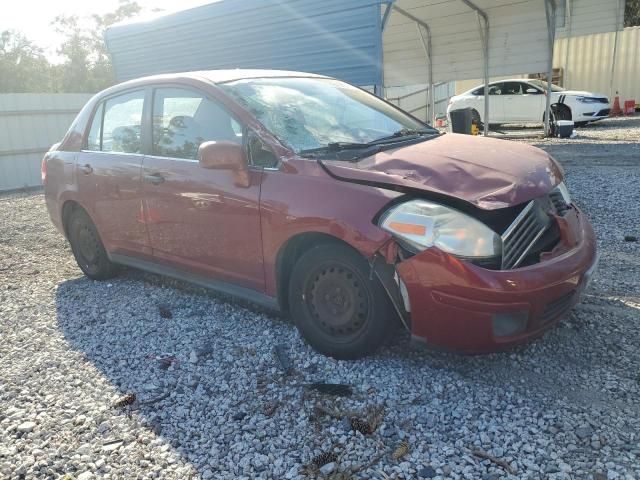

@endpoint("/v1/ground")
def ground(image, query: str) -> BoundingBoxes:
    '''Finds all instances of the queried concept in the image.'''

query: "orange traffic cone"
[610,96,622,116]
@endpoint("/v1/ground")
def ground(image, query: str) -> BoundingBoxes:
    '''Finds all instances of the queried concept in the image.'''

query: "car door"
[141,86,265,291]
[502,81,544,122]
[520,82,545,122]
[76,89,151,257]
[484,83,505,124]
[500,82,525,122]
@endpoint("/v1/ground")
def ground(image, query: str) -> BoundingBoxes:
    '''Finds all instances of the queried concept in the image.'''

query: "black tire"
[67,209,119,280]
[288,243,396,359]
[548,105,572,122]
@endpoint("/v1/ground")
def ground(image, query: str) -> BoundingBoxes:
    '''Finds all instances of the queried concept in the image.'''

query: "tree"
[0,31,52,92]
[625,0,640,27]
[52,0,142,92]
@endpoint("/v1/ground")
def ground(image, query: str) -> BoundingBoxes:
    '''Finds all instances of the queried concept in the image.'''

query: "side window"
[152,87,243,160]
[101,91,145,154]
[523,83,541,94]
[248,133,279,168]
[503,82,523,95]
[86,103,104,151]
[488,83,504,95]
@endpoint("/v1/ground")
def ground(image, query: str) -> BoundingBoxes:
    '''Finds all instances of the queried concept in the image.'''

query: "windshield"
[528,79,565,92]
[219,77,427,153]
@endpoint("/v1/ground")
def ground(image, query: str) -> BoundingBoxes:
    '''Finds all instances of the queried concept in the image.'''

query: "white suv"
[447,79,611,126]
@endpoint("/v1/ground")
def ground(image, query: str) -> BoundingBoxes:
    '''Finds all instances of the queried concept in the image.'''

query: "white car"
[447,79,611,126]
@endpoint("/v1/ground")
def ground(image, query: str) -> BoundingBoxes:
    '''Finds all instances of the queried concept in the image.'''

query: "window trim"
[81,87,149,155]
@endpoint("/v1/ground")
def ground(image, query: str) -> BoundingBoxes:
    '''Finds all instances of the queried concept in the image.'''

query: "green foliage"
[0,0,141,93]
[0,31,52,92]
[626,0,640,27]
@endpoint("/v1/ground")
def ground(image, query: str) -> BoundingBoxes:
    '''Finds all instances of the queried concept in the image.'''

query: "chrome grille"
[548,190,568,215]
[501,200,551,270]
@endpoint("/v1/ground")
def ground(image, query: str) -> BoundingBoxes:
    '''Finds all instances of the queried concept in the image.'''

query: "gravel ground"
[1,120,639,479]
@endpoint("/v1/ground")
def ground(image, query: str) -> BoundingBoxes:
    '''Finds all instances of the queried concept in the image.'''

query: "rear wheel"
[471,109,483,130]
[288,243,396,359]
[67,209,119,280]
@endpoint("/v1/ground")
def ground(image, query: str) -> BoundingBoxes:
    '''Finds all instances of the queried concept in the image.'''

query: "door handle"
[80,164,93,175]
[144,174,165,185]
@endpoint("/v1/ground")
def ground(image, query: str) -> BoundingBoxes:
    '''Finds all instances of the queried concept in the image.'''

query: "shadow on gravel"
[54,270,640,476]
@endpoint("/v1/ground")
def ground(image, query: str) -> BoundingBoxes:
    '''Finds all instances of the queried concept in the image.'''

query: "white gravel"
[1,122,639,479]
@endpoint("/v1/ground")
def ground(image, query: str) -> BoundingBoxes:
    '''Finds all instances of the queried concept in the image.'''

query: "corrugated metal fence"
[554,26,640,103]
[0,94,92,192]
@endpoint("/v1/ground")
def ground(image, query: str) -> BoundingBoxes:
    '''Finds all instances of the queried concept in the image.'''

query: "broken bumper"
[396,206,597,352]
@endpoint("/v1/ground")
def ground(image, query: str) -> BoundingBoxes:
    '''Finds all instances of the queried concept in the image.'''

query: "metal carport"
[382,0,626,135]
[106,0,626,136]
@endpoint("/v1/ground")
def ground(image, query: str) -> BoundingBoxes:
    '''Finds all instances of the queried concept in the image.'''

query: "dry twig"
[470,447,516,475]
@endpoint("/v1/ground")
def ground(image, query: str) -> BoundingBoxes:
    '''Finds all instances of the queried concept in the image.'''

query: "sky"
[2,0,214,61]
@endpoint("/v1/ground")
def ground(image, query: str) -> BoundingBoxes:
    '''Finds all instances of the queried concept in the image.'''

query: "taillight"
[41,156,47,185]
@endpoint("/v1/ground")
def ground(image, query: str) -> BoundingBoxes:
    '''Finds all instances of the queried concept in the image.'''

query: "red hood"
[321,133,563,210]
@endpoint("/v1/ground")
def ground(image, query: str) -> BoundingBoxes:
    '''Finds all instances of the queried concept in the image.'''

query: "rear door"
[485,83,505,124]
[141,86,265,291]
[76,89,151,257]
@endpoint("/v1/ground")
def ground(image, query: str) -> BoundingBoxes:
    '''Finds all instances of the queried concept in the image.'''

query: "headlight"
[576,96,599,103]
[555,182,572,204]
[379,199,502,258]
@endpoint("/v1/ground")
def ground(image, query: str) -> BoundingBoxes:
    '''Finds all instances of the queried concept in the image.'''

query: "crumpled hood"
[321,133,564,210]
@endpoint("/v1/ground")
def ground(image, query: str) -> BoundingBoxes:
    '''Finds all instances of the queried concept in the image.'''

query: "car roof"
[108,69,331,92]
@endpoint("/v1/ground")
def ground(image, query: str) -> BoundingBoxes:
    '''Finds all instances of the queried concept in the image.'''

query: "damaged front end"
[369,184,598,352]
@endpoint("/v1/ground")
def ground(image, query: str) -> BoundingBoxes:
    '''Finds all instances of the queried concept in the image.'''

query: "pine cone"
[311,451,338,468]
[366,404,385,430]
[350,417,373,435]
[112,393,136,408]
[392,440,409,461]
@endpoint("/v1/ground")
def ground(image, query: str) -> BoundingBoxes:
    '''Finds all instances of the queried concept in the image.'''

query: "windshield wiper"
[299,128,440,159]
[299,142,383,157]
[369,128,439,144]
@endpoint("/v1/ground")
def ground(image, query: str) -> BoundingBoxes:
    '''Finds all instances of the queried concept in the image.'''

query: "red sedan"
[43,70,598,359]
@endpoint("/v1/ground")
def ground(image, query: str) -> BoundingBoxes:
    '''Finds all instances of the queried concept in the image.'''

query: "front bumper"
[396,206,597,352]
[574,103,611,121]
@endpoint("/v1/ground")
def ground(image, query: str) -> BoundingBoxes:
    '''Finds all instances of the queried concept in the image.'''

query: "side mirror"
[526,88,539,94]
[198,141,250,188]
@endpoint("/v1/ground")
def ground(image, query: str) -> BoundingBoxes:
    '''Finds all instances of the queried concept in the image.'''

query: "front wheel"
[288,243,397,359]
[67,209,119,280]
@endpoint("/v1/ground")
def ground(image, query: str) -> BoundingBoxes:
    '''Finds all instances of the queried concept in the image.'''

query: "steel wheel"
[289,243,396,359]
[304,261,370,342]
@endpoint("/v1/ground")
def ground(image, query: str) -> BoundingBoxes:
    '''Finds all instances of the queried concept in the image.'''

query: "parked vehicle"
[447,79,611,126]
[43,70,598,359]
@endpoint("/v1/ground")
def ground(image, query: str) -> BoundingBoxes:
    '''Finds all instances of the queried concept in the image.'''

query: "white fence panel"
[0,94,93,192]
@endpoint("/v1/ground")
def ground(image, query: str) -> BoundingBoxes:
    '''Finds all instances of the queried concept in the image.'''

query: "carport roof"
[383,0,626,86]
